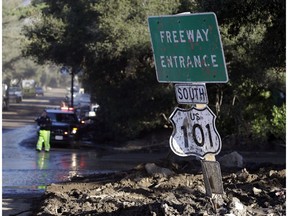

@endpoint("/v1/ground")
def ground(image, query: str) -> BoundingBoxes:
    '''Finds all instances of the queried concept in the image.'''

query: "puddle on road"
[3,125,149,196]
[3,186,47,195]
[3,169,114,195]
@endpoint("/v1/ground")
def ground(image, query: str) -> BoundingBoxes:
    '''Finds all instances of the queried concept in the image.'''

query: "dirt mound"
[33,161,286,215]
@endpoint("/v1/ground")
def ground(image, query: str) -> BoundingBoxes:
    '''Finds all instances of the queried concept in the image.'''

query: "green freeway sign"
[148,12,229,83]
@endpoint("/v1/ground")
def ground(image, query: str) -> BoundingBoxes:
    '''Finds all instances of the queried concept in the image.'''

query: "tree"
[84,0,183,140]
[22,0,285,144]
[2,0,38,83]
[23,0,181,141]
[22,0,99,105]
[193,0,286,144]
[3,0,66,87]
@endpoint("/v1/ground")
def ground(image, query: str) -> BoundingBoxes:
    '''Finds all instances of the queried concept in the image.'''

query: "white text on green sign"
[148,13,228,83]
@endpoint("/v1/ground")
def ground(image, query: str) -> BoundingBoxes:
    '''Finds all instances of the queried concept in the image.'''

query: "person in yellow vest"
[35,110,51,152]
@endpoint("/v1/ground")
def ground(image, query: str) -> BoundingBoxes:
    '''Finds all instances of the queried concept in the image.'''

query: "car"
[8,86,23,103]
[37,107,81,146]
[35,87,44,96]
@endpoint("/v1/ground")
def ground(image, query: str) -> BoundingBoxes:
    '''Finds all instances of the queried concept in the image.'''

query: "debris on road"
[34,161,286,215]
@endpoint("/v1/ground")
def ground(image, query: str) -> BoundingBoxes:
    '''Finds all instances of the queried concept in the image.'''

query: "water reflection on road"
[3,125,155,195]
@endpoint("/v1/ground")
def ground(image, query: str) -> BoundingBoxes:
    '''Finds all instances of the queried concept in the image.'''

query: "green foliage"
[250,104,286,143]
[22,0,182,141]
[84,0,180,140]
[251,114,270,140]
[196,0,286,146]
[22,0,90,66]
[197,0,285,69]
[270,104,286,141]
[3,0,29,81]
[2,0,66,87]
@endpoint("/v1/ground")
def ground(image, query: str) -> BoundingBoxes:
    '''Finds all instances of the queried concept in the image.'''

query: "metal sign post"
[201,160,224,197]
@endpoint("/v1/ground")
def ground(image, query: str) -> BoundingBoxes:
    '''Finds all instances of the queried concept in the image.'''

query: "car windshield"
[9,87,21,92]
[48,113,78,123]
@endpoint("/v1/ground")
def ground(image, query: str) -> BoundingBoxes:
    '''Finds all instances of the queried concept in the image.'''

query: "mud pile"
[34,161,285,215]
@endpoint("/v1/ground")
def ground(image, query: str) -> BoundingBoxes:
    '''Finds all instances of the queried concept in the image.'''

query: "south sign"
[169,106,222,158]
[175,83,208,104]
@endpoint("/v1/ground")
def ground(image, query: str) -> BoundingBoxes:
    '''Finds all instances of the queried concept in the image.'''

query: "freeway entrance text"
[148,13,228,83]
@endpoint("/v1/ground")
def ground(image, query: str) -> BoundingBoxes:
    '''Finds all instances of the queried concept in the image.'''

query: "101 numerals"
[181,123,213,148]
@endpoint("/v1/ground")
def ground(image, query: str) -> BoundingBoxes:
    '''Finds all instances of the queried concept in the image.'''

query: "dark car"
[8,86,23,103]
[35,87,44,96]
[39,107,81,146]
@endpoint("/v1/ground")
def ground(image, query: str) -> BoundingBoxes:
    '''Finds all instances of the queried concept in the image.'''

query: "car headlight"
[71,128,78,134]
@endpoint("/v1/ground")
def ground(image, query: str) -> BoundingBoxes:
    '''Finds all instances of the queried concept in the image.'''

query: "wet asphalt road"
[2,88,167,215]
[2,89,137,193]
[3,125,99,195]
[2,125,145,196]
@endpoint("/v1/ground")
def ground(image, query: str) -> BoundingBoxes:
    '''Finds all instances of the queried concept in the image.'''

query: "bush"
[251,104,286,143]
[270,104,286,142]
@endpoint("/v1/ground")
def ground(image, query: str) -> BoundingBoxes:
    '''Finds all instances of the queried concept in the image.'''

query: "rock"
[145,163,175,177]
[269,169,286,178]
[161,203,180,215]
[218,151,244,168]
[269,170,278,176]
[253,187,262,195]
[229,197,248,216]
[237,168,249,181]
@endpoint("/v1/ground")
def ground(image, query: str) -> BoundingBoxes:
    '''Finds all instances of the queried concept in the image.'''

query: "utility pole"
[70,67,75,108]
[60,66,77,108]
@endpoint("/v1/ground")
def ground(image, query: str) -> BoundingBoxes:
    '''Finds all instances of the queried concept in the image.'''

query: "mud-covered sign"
[169,106,221,158]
